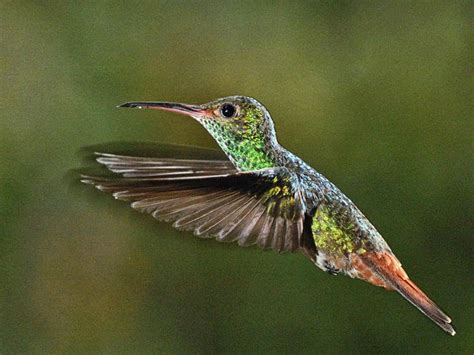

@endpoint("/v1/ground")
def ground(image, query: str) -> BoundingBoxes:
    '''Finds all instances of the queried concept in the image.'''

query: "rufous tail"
[351,251,455,336]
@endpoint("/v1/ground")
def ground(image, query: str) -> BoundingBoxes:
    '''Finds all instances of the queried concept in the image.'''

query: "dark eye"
[220,103,236,118]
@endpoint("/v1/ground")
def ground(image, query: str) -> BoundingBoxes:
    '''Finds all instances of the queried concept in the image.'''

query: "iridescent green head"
[119,96,280,171]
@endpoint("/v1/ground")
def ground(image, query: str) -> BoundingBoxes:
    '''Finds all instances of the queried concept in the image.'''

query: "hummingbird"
[81,96,455,335]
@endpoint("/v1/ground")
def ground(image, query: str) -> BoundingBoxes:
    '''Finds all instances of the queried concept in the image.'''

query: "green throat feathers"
[199,111,278,171]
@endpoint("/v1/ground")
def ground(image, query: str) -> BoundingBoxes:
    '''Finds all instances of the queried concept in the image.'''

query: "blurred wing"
[79,142,228,161]
[81,152,305,252]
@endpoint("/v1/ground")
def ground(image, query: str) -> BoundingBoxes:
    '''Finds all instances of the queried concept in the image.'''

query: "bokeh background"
[1,1,472,353]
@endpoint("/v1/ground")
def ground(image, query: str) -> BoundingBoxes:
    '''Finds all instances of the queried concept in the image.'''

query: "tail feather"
[395,277,453,333]
[352,251,455,336]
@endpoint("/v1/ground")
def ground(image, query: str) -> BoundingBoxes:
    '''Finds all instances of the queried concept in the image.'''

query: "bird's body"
[81,96,454,335]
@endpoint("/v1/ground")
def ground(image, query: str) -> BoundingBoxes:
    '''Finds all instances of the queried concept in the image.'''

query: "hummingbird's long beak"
[118,101,206,118]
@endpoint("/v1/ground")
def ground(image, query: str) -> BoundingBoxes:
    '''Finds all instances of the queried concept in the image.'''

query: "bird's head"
[120,96,279,171]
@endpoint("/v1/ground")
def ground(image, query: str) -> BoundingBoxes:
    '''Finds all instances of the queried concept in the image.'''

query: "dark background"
[1,2,472,353]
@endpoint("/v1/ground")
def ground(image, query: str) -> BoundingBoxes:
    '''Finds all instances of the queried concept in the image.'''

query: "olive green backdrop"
[1,1,472,354]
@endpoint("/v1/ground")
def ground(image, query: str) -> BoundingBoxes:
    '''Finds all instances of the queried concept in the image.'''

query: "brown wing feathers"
[82,152,305,253]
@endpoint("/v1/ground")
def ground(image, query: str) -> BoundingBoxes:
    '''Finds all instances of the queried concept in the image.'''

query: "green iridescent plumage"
[198,98,278,171]
[81,95,455,336]
[311,206,366,256]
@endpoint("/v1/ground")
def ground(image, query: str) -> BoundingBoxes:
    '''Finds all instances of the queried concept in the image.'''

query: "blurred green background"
[1,1,472,353]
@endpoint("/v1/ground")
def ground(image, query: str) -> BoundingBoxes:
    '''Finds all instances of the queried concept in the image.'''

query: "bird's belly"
[314,250,351,275]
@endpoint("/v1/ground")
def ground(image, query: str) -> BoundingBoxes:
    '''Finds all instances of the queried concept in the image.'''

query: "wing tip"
[80,175,97,185]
